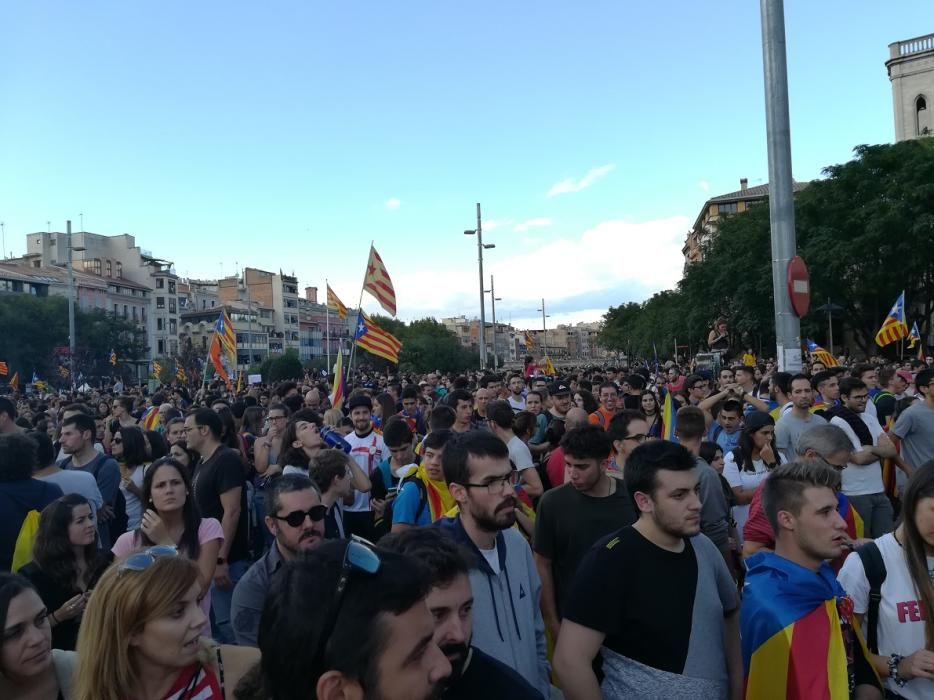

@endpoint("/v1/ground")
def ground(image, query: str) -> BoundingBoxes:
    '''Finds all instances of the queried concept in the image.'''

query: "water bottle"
[320,425,351,453]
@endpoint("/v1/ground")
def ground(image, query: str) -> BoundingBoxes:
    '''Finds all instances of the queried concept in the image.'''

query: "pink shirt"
[112,518,223,635]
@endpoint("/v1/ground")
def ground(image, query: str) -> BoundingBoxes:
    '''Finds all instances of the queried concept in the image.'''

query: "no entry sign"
[787,256,810,317]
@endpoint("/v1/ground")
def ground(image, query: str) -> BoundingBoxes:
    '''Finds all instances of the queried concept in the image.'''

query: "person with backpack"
[0,433,63,572]
[390,429,456,532]
[837,459,934,699]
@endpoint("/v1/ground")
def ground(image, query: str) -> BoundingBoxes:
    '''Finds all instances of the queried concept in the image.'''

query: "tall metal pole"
[66,220,76,389]
[541,298,547,358]
[476,203,487,370]
[489,275,497,371]
[826,298,834,354]
[760,0,802,372]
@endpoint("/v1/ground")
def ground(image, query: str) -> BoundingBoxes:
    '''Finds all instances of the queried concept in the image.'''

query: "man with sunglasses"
[438,431,552,699]
[230,473,326,646]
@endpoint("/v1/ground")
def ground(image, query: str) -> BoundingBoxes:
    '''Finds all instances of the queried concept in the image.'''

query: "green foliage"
[599,140,934,360]
[357,316,479,373]
[263,350,304,382]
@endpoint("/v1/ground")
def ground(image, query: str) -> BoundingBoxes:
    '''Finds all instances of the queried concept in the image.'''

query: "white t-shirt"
[723,451,777,544]
[508,395,526,412]
[830,412,885,496]
[506,435,534,471]
[120,464,146,531]
[479,542,500,574]
[838,533,934,700]
[344,430,388,513]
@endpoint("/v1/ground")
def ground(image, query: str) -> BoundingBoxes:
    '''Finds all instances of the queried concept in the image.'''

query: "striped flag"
[524,331,533,353]
[806,339,838,367]
[176,364,187,382]
[141,405,160,431]
[152,361,163,378]
[0,361,7,376]
[326,284,349,320]
[874,291,909,347]
[908,321,922,349]
[9,372,19,391]
[214,310,237,363]
[541,356,556,376]
[208,334,231,384]
[363,245,397,316]
[330,349,346,409]
[354,311,402,364]
[110,349,118,366]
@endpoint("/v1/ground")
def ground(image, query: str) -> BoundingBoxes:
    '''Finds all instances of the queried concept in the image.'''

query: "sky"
[0,2,929,330]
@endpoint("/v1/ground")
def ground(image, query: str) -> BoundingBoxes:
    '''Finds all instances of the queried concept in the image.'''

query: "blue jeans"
[210,558,250,643]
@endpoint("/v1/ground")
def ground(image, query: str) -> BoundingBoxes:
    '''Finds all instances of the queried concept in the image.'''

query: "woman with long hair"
[144,430,169,462]
[838,460,934,698]
[168,442,198,472]
[640,391,662,438]
[74,554,258,700]
[112,425,148,532]
[373,392,397,431]
[111,457,222,635]
[0,573,77,699]
[721,411,781,542]
[19,495,112,651]
[279,410,326,475]
[573,389,599,415]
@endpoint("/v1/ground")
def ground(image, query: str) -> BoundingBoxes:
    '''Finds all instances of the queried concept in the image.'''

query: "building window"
[114,303,119,316]
[917,95,930,136]
[141,307,146,323]
[168,298,176,314]
[169,319,177,334]
[156,278,164,289]
[236,333,246,344]
[116,262,122,279]
[132,307,138,321]
[83,258,102,276]
[168,280,176,294]
[157,318,164,331]
[123,305,128,318]
[158,340,165,354]
[156,297,165,309]
[106,260,113,278]
[718,202,738,215]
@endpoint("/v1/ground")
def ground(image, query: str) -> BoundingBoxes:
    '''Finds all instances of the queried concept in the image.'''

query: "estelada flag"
[141,406,160,431]
[330,349,346,410]
[908,321,921,349]
[874,291,909,347]
[524,331,533,353]
[213,310,237,363]
[806,339,838,368]
[363,245,397,316]
[326,284,349,320]
[742,552,879,699]
[354,311,401,364]
[208,334,231,384]
[0,361,7,376]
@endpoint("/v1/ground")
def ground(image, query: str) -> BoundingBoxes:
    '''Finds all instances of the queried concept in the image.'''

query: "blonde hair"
[322,408,343,428]
[73,554,200,700]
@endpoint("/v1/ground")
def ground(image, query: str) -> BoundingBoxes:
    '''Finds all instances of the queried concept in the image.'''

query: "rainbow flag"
[330,350,346,410]
[742,553,878,699]
[806,339,838,367]
[141,405,160,431]
[661,389,677,442]
[874,291,909,347]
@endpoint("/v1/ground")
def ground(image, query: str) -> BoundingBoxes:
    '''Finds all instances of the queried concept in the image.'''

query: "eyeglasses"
[271,504,327,527]
[112,438,123,444]
[119,545,178,573]
[624,433,648,443]
[313,537,382,666]
[462,470,519,495]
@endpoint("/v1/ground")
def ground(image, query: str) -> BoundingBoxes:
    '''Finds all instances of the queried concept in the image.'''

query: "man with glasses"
[681,374,710,408]
[256,538,452,700]
[607,410,650,474]
[438,431,552,699]
[231,473,326,646]
[252,403,289,478]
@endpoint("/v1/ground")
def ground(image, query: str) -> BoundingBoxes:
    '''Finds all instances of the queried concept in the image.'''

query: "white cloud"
[384,197,401,209]
[482,218,511,231]
[697,179,710,191]
[546,164,615,197]
[513,217,552,233]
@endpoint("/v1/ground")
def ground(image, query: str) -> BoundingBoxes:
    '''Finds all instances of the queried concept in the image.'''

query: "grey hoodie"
[437,516,551,698]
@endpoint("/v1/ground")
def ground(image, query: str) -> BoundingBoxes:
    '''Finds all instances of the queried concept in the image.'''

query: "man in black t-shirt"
[381,527,543,700]
[534,425,636,643]
[186,408,250,644]
[554,440,742,699]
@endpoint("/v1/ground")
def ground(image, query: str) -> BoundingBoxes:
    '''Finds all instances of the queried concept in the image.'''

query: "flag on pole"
[874,291,909,347]
[662,390,677,442]
[541,356,556,376]
[330,350,346,409]
[176,364,187,382]
[208,334,231,384]
[363,245,397,316]
[9,372,19,391]
[152,361,163,378]
[0,361,7,376]
[31,371,38,384]
[806,339,839,367]
[110,349,118,366]
[354,311,402,364]
[908,321,922,349]
[524,331,533,353]
[326,285,349,320]
[214,310,237,364]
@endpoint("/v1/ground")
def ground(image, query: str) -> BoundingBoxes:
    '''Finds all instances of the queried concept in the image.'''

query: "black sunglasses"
[271,504,328,528]
[313,537,381,665]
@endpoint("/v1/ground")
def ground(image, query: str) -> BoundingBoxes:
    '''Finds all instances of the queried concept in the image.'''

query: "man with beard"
[382,527,544,700]
[231,473,327,646]
[343,394,389,539]
[555,440,742,699]
[774,374,827,463]
[254,538,451,700]
[437,431,552,699]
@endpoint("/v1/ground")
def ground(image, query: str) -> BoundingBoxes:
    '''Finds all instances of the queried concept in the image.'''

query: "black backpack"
[855,541,887,654]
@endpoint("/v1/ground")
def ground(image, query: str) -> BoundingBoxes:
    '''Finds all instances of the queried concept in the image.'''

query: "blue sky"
[0,2,928,329]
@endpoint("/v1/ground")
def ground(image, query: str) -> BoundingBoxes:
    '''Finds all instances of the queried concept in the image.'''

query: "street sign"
[787,256,810,317]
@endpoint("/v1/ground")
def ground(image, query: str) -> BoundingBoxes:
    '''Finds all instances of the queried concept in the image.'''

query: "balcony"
[890,33,934,59]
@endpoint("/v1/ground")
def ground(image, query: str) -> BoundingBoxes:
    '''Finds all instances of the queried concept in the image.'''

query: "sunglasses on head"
[119,545,178,574]
[272,504,328,527]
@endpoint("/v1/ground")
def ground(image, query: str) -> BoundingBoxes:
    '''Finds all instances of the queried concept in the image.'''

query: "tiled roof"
[708,180,809,204]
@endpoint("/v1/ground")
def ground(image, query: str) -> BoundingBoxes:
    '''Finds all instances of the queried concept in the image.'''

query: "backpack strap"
[856,541,887,654]
[412,478,429,522]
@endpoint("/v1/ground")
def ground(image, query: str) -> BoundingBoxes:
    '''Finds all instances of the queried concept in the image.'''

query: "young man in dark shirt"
[381,527,543,700]
[185,407,249,644]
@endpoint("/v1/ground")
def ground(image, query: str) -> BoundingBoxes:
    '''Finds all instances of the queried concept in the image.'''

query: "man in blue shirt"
[392,430,455,532]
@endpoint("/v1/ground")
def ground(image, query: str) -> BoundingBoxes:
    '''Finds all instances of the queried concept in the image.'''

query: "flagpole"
[325,279,331,375]
[347,241,374,381]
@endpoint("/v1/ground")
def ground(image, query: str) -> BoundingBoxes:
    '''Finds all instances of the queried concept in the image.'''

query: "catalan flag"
[0,362,7,376]
[326,284,349,320]
[59,366,70,378]
[662,390,677,442]
[9,372,19,391]
[141,405,160,431]
[524,331,533,353]
[354,311,402,364]
[908,321,922,349]
[214,309,237,364]
[176,364,187,382]
[806,339,838,368]
[152,361,163,378]
[363,245,397,316]
[541,356,556,376]
[874,291,909,347]
[742,552,878,699]
[208,334,231,385]
[330,349,346,410]
[110,349,118,366]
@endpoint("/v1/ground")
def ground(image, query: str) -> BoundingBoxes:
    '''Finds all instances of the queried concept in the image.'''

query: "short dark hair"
[422,428,454,453]
[878,367,897,388]
[442,430,509,487]
[625,440,696,503]
[309,450,352,494]
[480,374,500,389]
[625,374,645,391]
[607,410,646,444]
[684,374,706,390]
[0,433,38,481]
[400,385,419,400]
[851,363,875,380]
[597,381,619,395]
[381,417,413,448]
[917,369,934,394]
[513,411,537,438]
[0,397,16,420]
[166,416,185,431]
[486,400,515,430]
[267,403,291,418]
[446,389,473,409]
[258,541,430,700]
[699,441,722,465]
[188,408,223,439]
[762,459,841,534]
[264,473,319,516]
[717,399,742,417]
[27,430,56,469]
[772,372,794,396]
[838,377,867,398]
[428,405,456,431]
[561,425,613,462]
[811,370,836,391]
[62,413,95,438]
[735,365,756,379]
[673,406,706,441]
[380,527,472,588]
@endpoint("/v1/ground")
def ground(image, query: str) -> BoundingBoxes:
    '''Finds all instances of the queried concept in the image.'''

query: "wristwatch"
[217,557,227,565]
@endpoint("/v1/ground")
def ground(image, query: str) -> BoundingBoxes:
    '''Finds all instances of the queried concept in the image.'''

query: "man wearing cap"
[343,394,389,539]
[547,381,572,423]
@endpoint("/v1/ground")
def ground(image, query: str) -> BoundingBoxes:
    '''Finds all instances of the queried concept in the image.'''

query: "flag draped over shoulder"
[363,245,397,316]
[662,390,677,442]
[354,311,402,364]
[874,292,909,347]
[327,285,348,319]
[806,339,838,367]
[742,553,878,699]
[330,350,346,410]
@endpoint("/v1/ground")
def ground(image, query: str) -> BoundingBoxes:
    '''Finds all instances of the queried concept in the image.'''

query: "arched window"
[917,95,930,137]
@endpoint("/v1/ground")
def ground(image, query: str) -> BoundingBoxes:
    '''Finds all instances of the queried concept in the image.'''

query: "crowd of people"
[1,344,934,699]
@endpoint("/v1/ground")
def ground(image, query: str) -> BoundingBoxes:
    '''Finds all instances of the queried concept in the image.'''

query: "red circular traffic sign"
[787,256,810,317]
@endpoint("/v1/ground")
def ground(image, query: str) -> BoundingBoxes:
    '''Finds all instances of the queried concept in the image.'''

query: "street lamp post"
[486,275,502,370]
[465,203,495,369]
[537,298,550,358]
[814,297,843,354]
[66,220,76,389]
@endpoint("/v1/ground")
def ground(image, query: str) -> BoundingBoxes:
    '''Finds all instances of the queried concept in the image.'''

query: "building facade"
[887,33,934,142]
